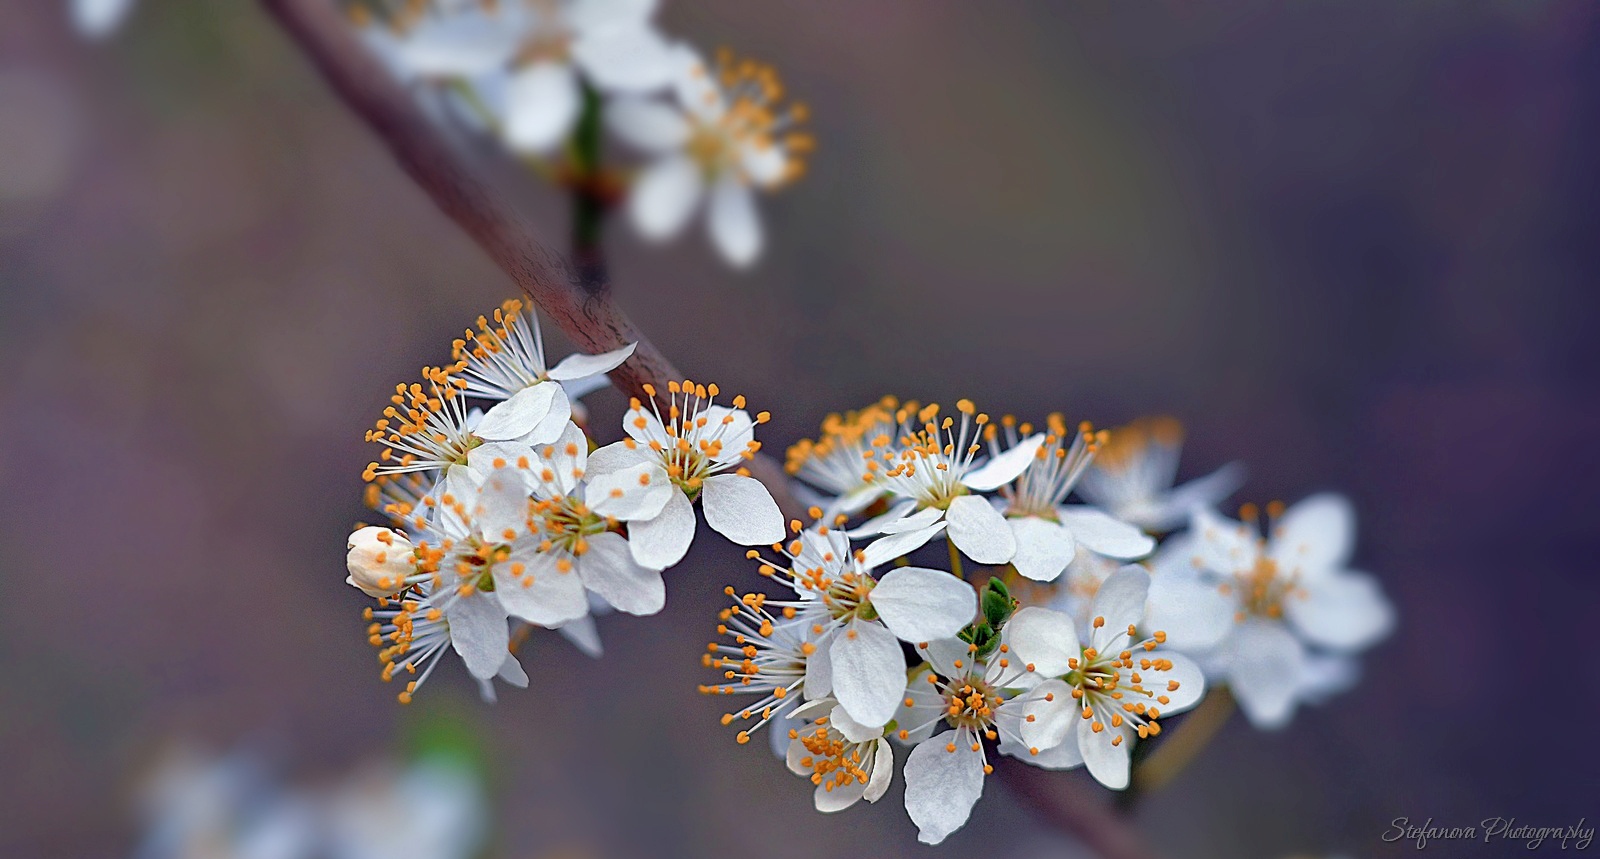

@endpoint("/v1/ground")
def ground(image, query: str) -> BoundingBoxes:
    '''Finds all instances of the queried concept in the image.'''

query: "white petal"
[546,343,637,382]
[1008,517,1077,582]
[1269,492,1355,578]
[504,62,581,153]
[916,638,974,679]
[557,614,604,658]
[701,473,784,545]
[1144,651,1206,714]
[629,154,702,239]
[1057,506,1156,560]
[961,433,1046,491]
[1190,507,1260,574]
[1002,607,1080,677]
[846,500,918,538]
[72,0,135,39]
[700,406,756,465]
[1016,679,1075,750]
[877,505,944,535]
[470,467,530,541]
[496,653,529,688]
[869,567,976,642]
[804,628,833,700]
[1077,715,1135,790]
[863,739,894,802]
[828,703,882,743]
[1153,461,1247,531]
[445,594,510,680]
[740,139,788,187]
[492,551,589,627]
[858,523,946,569]
[576,532,665,615]
[1284,571,1394,651]
[1144,563,1234,651]
[707,174,763,267]
[1001,731,1085,770]
[945,495,1016,564]
[786,732,811,776]
[827,620,905,728]
[586,440,652,476]
[1087,566,1150,642]
[573,27,677,92]
[567,0,656,32]
[474,383,558,441]
[527,419,586,497]
[903,735,986,845]
[1297,652,1360,703]
[813,768,868,813]
[1223,619,1306,730]
[626,487,696,568]
[392,14,520,77]
[524,386,574,447]
[587,461,673,521]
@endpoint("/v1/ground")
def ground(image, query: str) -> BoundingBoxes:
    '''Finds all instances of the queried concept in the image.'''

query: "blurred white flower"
[748,519,976,728]
[998,567,1205,790]
[359,0,678,152]
[134,747,317,859]
[326,759,488,859]
[588,379,784,568]
[1075,416,1244,533]
[851,399,1043,566]
[897,639,1075,844]
[451,299,635,446]
[784,699,894,813]
[609,46,811,267]
[784,397,901,518]
[1146,495,1395,729]
[71,0,136,39]
[991,414,1155,583]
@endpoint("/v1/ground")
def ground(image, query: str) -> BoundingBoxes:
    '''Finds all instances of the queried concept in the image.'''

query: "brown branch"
[996,757,1164,859]
[259,2,1148,856]
[260,0,676,400]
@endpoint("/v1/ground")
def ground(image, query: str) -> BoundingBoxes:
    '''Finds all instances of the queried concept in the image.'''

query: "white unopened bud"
[346,526,415,598]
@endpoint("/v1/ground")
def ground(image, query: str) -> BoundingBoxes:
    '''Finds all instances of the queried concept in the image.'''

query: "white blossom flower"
[451,299,635,446]
[784,699,894,813]
[608,46,812,267]
[71,0,136,39]
[746,517,977,728]
[588,379,785,568]
[359,0,678,152]
[853,399,1044,566]
[1076,416,1245,533]
[325,758,488,859]
[365,580,529,704]
[346,526,422,598]
[361,366,482,488]
[1147,495,1395,729]
[998,567,1205,789]
[784,396,901,518]
[991,414,1156,583]
[896,639,1076,844]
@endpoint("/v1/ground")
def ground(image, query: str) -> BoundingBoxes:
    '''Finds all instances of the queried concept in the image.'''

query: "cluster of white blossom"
[135,746,487,859]
[353,0,812,268]
[348,299,784,703]
[693,400,1396,843]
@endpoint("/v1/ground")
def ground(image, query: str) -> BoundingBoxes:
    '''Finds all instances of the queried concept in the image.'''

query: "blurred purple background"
[2,1,1597,856]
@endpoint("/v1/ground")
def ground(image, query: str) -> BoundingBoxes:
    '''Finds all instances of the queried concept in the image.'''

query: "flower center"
[794,723,873,792]
[1228,555,1300,620]
[1063,618,1178,742]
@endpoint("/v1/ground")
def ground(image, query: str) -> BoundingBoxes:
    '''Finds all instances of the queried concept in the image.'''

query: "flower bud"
[346,526,415,598]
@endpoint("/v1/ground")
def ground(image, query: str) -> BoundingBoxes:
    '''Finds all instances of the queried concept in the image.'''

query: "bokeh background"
[3,1,1597,856]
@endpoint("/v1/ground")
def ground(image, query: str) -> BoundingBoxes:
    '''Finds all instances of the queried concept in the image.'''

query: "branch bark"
[259,1,1152,855]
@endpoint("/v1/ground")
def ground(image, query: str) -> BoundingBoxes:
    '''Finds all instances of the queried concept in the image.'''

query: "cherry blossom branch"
[259,2,1152,855]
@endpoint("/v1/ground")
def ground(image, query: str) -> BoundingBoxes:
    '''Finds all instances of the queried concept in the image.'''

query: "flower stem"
[947,539,965,580]
[569,81,607,290]
[1132,684,1235,793]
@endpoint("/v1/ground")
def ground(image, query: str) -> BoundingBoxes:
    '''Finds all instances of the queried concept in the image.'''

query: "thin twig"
[259,2,1148,855]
